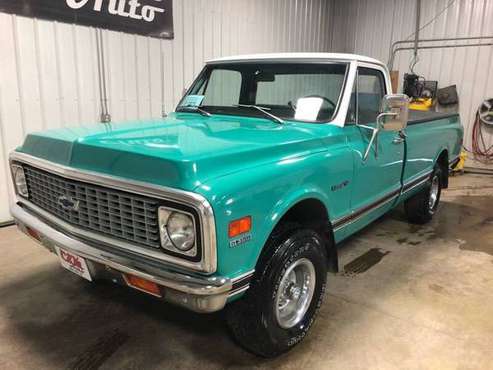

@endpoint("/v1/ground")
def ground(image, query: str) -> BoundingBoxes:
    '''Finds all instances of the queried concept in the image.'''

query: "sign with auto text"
[0,0,174,39]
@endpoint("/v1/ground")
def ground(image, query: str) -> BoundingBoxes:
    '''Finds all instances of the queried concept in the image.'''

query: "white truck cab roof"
[207,52,386,68]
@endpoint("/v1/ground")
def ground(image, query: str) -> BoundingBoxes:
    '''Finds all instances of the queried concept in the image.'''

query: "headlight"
[11,164,29,198]
[167,212,195,251]
[158,207,197,256]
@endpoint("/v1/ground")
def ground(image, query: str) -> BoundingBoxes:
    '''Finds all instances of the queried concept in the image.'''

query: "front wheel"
[226,227,328,357]
[404,166,442,224]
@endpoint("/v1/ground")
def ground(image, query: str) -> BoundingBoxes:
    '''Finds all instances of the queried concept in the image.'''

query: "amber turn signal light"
[124,274,162,297]
[228,216,252,238]
[26,226,41,241]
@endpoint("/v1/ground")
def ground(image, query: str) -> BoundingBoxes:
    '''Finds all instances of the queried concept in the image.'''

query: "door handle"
[392,136,405,144]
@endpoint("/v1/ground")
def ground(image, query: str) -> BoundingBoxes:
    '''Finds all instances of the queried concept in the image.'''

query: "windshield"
[177,63,348,123]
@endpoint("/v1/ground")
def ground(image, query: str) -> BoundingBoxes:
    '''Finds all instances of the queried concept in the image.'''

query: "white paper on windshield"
[294,97,324,121]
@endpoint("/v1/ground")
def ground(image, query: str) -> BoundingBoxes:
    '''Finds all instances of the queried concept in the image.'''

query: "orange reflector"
[124,274,162,297]
[228,216,252,238]
[26,226,41,241]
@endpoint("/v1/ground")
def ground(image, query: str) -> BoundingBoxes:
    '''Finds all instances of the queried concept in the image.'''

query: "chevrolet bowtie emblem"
[58,195,80,211]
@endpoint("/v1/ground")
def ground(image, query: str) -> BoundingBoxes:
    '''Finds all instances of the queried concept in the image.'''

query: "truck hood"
[17,113,327,191]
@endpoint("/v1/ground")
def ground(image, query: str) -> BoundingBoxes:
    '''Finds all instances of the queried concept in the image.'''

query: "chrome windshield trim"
[9,151,217,273]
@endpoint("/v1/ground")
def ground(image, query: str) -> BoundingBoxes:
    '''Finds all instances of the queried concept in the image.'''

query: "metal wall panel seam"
[147,37,153,118]
[53,22,66,126]
[12,15,27,137]
[159,39,165,117]
[73,25,83,123]
[33,20,47,131]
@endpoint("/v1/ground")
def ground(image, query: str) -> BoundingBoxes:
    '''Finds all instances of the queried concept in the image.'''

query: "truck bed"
[408,110,459,125]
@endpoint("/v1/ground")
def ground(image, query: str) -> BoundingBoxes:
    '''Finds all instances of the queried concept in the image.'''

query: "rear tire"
[226,226,328,358]
[404,166,442,224]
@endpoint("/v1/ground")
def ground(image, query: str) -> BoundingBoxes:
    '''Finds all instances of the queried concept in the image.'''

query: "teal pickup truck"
[10,53,462,357]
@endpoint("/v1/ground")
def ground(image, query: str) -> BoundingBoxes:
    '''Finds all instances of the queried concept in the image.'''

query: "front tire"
[226,226,328,357]
[404,166,442,224]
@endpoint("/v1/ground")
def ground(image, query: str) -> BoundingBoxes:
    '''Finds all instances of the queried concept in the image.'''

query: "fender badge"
[331,180,350,192]
[229,233,252,248]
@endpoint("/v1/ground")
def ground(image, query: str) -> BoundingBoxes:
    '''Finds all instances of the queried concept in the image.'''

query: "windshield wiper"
[234,104,284,124]
[177,105,212,117]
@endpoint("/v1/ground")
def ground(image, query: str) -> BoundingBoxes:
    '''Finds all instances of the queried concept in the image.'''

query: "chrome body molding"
[401,171,432,195]
[449,155,460,169]
[9,151,217,274]
[228,270,255,297]
[332,170,432,232]
[332,187,401,232]
[449,155,460,164]
[11,203,229,313]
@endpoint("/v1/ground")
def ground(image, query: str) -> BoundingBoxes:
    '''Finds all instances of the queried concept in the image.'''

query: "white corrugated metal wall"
[332,0,493,159]
[0,0,335,223]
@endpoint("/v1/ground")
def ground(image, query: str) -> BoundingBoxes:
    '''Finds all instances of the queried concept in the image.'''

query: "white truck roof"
[207,52,385,67]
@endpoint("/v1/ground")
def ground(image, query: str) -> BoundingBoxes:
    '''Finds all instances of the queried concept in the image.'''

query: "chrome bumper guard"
[11,203,232,313]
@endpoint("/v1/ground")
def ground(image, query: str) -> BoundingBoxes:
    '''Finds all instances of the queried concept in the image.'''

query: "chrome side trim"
[229,285,250,297]
[228,270,254,297]
[332,171,432,232]
[9,151,217,273]
[333,187,401,232]
[449,155,460,164]
[401,177,429,195]
[449,155,460,169]
[401,171,432,195]
[230,269,255,283]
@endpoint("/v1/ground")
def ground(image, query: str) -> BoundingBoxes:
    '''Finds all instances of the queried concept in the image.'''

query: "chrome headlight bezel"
[11,164,29,198]
[158,206,200,259]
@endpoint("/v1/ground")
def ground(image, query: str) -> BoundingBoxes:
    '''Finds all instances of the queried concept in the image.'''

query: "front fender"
[194,148,352,279]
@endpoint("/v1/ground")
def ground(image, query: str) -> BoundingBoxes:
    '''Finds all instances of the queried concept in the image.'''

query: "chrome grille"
[23,165,161,249]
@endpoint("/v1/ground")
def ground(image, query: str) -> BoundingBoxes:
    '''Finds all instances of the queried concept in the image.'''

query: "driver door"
[345,66,404,226]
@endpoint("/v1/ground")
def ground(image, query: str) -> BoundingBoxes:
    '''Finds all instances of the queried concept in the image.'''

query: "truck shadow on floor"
[1,195,492,369]
[0,267,262,369]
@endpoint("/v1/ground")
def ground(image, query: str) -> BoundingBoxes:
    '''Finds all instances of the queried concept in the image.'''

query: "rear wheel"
[404,166,442,224]
[226,226,328,357]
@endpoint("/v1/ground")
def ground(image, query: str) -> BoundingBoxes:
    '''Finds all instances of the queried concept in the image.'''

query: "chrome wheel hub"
[429,174,440,211]
[275,258,316,329]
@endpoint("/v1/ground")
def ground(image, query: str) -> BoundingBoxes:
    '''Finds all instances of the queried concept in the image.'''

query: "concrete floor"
[0,173,492,370]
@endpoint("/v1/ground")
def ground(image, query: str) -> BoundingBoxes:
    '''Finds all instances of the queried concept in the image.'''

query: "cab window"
[357,67,386,125]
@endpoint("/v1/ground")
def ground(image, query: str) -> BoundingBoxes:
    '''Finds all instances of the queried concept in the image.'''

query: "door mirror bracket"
[379,94,410,132]
[357,123,380,161]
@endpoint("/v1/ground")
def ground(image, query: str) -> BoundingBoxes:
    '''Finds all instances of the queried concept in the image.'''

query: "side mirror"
[378,94,409,131]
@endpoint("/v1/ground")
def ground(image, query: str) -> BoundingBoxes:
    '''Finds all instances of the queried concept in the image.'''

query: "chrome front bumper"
[11,203,232,313]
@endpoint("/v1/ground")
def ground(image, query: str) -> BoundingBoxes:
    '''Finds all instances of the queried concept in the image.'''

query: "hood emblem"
[58,195,80,212]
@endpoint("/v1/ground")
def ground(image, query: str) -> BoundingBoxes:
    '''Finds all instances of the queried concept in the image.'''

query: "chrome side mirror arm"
[358,112,399,161]
[377,111,399,128]
[357,124,379,161]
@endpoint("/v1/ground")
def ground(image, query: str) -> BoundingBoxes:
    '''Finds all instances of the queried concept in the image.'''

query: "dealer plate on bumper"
[55,247,92,281]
